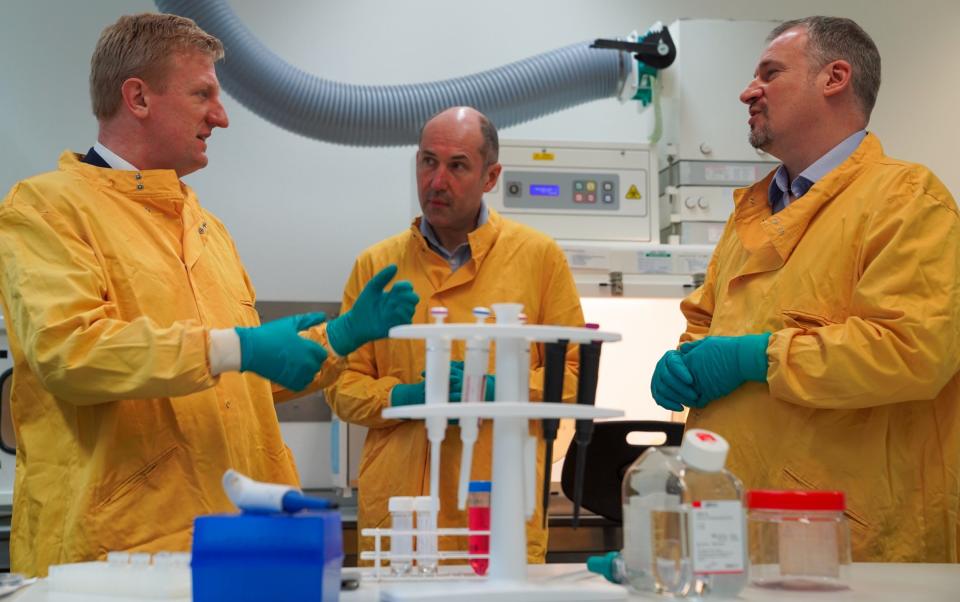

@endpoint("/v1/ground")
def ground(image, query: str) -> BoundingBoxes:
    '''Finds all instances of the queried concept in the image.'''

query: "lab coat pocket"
[781,308,838,331]
[237,299,260,327]
[90,445,196,551]
[93,446,179,511]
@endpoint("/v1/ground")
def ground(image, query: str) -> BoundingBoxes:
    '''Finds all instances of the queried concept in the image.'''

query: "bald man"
[325,107,585,563]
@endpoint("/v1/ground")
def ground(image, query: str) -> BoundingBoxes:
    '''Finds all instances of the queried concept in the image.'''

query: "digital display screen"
[529,184,560,197]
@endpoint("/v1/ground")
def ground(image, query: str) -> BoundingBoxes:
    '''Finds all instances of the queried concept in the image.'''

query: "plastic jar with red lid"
[745,489,851,591]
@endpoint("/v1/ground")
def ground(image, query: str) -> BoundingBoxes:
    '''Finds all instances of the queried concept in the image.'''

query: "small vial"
[467,481,491,576]
[129,552,152,568]
[414,496,439,575]
[389,496,415,576]
[106,551,130,567]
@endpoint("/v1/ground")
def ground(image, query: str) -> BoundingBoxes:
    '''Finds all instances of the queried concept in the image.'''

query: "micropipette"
[518,313,530,403]
[458,306,491,509]
[425,307,451,509]
[540,339,568,528]
[571,324,603,528]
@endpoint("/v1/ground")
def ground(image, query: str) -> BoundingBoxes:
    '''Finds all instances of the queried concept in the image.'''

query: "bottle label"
[689,500,745,575]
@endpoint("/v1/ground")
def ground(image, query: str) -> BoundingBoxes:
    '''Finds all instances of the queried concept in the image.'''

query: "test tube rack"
[47,552,191,599]
[359,525,490,581]
[379,310,627,602]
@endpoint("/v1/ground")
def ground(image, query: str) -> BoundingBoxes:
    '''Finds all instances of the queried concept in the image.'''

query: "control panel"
[486,140,658,242]
[503,173,621,211]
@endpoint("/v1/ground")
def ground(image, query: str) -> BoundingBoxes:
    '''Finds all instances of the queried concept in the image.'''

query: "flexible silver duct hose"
[154,0,632,147]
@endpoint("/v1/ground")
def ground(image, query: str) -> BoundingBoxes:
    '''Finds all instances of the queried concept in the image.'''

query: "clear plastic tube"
[414,496,438,575]
[389,497,415,576]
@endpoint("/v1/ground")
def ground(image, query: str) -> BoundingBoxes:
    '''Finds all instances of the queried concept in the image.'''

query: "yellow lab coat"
[0,152,343,576]
[325,209,584,563]
[682,135,960,562]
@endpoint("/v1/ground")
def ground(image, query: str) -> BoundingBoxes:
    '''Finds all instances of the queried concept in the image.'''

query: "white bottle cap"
[679,429,729,472]
[389,496,415,512]
[412,496,437,512]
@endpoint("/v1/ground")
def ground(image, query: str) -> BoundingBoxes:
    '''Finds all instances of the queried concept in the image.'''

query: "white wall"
[2,0,958,301]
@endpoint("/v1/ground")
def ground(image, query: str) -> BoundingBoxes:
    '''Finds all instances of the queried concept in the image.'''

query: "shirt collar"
[768,129,866,211]
[94,141,140,171]
[420,200,489,256]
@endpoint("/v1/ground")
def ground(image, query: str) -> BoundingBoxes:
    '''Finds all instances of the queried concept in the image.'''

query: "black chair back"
[560,420,683,523]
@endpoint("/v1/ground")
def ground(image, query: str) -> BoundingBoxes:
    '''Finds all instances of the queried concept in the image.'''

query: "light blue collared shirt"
[420,201,489,272]
[768,130,867,213]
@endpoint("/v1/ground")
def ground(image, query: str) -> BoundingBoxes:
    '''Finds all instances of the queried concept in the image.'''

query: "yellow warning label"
[625,184,642,200]
[532,152,555,161]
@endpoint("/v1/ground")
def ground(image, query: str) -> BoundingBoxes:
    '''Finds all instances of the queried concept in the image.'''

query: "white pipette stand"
[380,303,627,602]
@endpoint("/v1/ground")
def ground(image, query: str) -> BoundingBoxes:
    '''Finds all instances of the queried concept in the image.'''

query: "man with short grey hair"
[651,16,959,562]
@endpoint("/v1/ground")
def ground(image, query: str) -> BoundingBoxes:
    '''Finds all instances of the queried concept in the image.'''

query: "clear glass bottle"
[467,480,491,576]
[621,428,747,598]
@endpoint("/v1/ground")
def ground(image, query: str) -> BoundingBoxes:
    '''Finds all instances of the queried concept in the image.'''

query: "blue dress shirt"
[420,201,489,272]
[769,130,867,213]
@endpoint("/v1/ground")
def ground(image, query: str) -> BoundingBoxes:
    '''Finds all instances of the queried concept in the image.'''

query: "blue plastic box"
[192,511,343,602]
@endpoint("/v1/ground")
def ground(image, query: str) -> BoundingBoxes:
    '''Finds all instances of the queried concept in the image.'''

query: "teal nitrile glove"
[326,264,419,356]
[235,313,329,391]
[450,361,495,402]
[483,374,495,402]
[390,364,465,407]
[389,382,427,407]
[650,349,699,411]
[679,333,772,408]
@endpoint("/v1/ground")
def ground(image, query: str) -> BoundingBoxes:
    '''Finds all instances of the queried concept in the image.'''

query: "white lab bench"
[5,563,959,601]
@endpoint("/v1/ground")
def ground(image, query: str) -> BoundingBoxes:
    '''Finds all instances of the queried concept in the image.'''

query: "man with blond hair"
[0,13,417,575]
